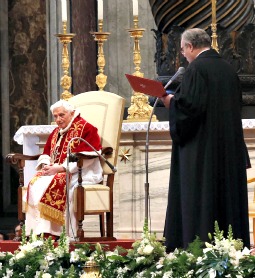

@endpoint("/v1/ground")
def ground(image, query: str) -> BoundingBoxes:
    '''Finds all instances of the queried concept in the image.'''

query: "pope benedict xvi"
[23,100,103,239]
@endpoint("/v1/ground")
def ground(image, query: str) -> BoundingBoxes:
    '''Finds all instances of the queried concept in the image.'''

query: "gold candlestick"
[211,0,219,52]
[126,16,157,122]
[90,19,110,91]
[55,21,76,100]
[127,16,144,78]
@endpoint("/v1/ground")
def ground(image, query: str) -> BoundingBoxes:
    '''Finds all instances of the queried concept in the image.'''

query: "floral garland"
[0,221,255,278]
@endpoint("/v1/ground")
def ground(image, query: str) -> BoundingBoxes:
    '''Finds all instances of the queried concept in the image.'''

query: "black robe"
[164,49,250,252]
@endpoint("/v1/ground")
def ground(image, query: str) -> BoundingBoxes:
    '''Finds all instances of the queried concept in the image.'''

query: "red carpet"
[0,239,135,253]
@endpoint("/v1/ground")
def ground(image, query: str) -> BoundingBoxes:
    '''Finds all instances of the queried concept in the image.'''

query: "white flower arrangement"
[0,221,255,277]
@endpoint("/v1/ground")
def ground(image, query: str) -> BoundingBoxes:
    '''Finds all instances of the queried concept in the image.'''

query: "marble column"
[71,0,97,94]
[46,0,62,106]
[0,0,11,225]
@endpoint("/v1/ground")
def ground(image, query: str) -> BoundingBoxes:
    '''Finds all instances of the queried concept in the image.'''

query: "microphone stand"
[144,72,182,225]
[65,137,117,238]
[145,97,160,223]
[66,145,71,239]
[144,67,185,226]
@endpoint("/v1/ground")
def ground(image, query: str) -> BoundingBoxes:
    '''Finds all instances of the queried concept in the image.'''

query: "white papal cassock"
[23,111,103,238]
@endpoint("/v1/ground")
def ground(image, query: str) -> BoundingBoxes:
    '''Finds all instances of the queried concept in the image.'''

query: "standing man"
[160,28,250,252]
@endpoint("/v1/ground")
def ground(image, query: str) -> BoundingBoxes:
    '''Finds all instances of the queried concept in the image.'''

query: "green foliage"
[186,236,204,258]
[238,253,255,277]
[0,221,254,277]
[21,224,26,246]
[66,264,77,278]
[196,221,247,277]
[213,221,224,241]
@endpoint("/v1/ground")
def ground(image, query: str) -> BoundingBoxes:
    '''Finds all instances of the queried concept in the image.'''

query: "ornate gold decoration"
[80,260,101,278]
[90,19,110,91]
[127,92,156,121]
[125,16,157,122]
[211,0,219,52]
[119,148,132,163]
[248,177,255,183]
[55,21,76,100]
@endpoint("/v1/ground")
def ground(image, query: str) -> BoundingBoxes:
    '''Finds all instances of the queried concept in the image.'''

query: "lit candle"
[61,0,67,22]
[98,0,103,20]
[133,0,138,16]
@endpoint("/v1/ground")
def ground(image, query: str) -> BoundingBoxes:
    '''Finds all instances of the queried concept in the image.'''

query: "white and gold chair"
[68,91,125,241]
[248,177,255,244]
[6,91,125,241]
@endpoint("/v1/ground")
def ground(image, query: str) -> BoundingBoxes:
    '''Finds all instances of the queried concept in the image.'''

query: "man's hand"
[42,164,65,176]
[160,94,174,109]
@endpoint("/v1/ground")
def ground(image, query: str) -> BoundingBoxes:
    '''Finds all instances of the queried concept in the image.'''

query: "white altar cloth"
[14,119,255,145]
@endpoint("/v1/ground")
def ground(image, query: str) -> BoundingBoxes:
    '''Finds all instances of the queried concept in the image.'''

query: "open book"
[125,74,167,97]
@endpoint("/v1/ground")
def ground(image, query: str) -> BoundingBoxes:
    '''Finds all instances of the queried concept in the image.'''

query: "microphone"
[67,137,117,173]
[164,67,185,90]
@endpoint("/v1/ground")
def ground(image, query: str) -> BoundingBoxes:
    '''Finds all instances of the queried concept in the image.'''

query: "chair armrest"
[73,147,114,180]
[70,147,113,162]
[5,153,40,188]
[6,153,40,167]
[102,147,113,156]
[70,153,98,161]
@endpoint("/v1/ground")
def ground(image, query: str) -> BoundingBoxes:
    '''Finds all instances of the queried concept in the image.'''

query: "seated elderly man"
[23,100,103,239]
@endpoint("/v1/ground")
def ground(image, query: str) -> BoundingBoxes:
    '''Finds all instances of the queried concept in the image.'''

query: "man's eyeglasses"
[180,43,190,55]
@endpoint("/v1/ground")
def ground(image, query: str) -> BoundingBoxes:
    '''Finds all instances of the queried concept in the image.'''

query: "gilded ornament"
[80,260,101,278]
[119,148,132,163]
[127,93,157,122]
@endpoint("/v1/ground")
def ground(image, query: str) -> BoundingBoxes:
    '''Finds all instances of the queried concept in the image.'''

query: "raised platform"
[0,239,135,253]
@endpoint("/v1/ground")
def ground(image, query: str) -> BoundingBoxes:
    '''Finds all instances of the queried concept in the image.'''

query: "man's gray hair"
[50,99,75,113]
[181,28,211,49]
